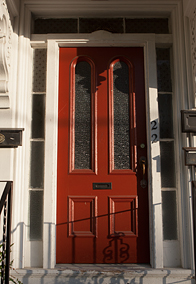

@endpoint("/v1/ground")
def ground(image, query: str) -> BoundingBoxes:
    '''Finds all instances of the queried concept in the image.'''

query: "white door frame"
[41,32,162,269]
[11,0,194,270]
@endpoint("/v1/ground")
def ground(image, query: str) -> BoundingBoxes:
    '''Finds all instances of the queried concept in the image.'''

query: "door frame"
[10,0,194,271]
[41,32,165,269]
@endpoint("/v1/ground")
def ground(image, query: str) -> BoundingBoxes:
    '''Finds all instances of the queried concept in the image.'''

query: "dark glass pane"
[162,191,177,240]
[113,61,130,169]
[156,48,172,92]
[34,17,169,35]
[32,94,45,139]
[32,49,47,93]
[29,190,43,240]
[158,93,173,138]
[160,141,176,187]
[126,18,169,34]
[30,141,45,188]
[79,18,123,33]
[34,18,78,34]
[75,61,91,169]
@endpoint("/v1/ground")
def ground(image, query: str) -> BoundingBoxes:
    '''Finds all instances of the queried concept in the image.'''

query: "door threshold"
[55,263,151,272]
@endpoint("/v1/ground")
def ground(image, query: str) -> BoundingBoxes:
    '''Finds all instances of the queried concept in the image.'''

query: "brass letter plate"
[93,183,112,190]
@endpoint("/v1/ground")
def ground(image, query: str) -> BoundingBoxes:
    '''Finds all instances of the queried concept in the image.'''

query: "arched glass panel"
[74,61,91,169]
[113,61,131,169]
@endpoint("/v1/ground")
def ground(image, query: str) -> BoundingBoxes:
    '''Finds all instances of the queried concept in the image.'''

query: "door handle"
[139,156,147,188]
[139,156,147,174]
[142,161,145,176]
[140,157,146,176]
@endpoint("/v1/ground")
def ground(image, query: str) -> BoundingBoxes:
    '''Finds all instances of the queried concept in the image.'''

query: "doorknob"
[139,156,147,188]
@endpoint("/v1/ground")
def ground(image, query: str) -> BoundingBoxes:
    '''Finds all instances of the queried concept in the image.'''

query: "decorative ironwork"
[0,181,13,284]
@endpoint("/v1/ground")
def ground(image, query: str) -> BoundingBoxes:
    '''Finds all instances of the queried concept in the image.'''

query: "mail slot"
[182,147,196,165]
[0,129,24,148]
[181,110,196,133]
[93,183,112,189]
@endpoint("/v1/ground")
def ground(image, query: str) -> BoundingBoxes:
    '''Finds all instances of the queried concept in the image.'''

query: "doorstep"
[11,264,195,284]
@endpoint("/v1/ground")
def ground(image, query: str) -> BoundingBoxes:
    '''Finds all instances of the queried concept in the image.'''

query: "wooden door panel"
[68,196,97,237]
[57,47,149,264]
[109,196,138,236]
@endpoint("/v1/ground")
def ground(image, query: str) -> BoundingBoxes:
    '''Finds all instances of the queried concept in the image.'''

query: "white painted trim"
[183,0,196,18]
[145,39,163,268]
[171,3,195,269]
[23,0,180,18]
[183,8,196,271]
[6,0,20,17]
[31,33,173,45]
[43,32,162,269]
[11,1,33,268]
[43,39,59,269]
[12,36,33,269]
[0,0,14,109]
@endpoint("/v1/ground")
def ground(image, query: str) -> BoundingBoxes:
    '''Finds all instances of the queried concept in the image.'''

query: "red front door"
[57,47,149,264]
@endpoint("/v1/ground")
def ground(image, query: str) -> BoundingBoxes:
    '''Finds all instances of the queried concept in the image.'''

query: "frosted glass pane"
[162,191,177,240]
[75,61,91,169]
[31,94,45,139]
[30,141,45,188]
[156,48,172,92]
[113,61,130,169]
[32,49,47,93]
[29,190,43,240]
[160,141,176,187]
[158,93,173,138]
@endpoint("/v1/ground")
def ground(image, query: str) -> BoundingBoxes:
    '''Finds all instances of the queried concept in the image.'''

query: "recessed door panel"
[57,47,149,264]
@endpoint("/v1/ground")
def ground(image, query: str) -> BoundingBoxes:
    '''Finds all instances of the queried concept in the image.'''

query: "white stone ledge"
[11,266,195,284]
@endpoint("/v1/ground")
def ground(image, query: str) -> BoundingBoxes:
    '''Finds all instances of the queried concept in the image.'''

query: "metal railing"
[0,182,13,284]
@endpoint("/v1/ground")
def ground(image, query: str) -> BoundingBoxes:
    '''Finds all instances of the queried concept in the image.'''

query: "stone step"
[11,265,195,284]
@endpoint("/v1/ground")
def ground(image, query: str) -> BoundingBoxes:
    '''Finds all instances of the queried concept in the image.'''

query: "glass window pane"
[113,61,130,169]
[125,18,169,34]
[29,190,43,240]
[32,49,47,93]
[158,93,174,138]
[162,191,177,240]
[34,18,78,34]
[156,48,172,92]
[74,61,91,169]
[79,18,124,33]
[31,94,45,139]
[30,141,45,188]
[160,141,176,187]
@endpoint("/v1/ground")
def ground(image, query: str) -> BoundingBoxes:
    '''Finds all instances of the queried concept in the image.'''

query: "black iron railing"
[0,182,13,284]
